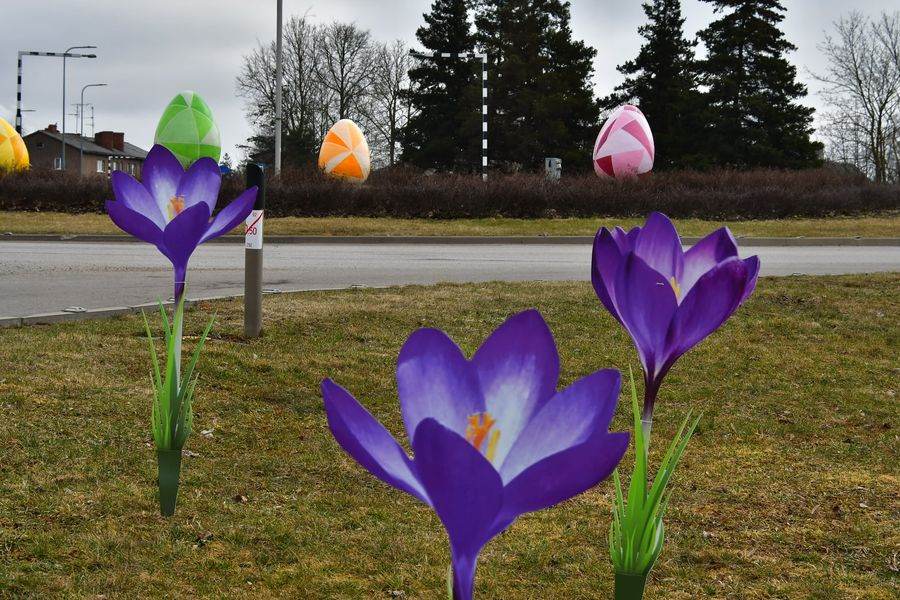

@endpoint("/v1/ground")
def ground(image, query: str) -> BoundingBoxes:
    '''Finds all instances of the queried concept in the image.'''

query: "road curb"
[2,233,899,246]
[0,289,344,329]
[3,300,185,329]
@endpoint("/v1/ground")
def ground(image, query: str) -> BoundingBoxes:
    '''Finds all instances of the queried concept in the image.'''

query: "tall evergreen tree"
[475,0,599,172]
[697,0,822,168]
[401,0,481,171]
[604,0,703,169]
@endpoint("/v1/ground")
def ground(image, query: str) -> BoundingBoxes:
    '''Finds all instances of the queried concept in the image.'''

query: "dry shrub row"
[2,165,898,219]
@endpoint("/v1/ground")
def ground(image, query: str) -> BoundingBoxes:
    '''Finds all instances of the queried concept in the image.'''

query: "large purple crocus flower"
[105,144,256,301]
[592,212,759,432]
[322,310,629,600]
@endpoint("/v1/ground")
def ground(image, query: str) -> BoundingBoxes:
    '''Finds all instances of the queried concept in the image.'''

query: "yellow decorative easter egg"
[318,119,370,184]
[0,117,30,172]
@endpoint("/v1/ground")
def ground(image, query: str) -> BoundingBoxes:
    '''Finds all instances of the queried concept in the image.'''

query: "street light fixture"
[79,83,107,176]
[61,45,97,171]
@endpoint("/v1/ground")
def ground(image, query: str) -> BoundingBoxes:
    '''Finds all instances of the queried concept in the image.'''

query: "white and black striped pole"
[244,164,266,338]
[16,49,97,135]
[409,50,489,181]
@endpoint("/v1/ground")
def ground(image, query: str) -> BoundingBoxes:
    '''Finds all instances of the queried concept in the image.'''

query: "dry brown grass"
[1,276,898,598]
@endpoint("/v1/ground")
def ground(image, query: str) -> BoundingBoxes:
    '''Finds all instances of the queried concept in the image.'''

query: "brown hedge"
[2,165,897,220]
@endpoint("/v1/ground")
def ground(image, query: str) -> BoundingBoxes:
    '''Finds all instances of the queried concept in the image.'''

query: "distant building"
[23,124,148,177]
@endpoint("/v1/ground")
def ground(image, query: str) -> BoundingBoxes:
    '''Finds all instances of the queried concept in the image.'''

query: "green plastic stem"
[157,448,183,516]
[615,572,648,600]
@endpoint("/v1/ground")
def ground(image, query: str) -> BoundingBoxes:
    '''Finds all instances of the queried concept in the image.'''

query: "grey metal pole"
[61,45,96,171]
[274,0,283,175]
[79,83,106,176]
[244,164,266,338]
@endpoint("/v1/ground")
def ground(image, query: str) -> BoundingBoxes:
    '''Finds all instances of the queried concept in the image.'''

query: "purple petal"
[633,212,683,281]
[200,187,258,244]
[397,328,484,441]
[111,171,166,229]
[177,156,222,214]
[741,255,761,304]
[142,145,184,208]
[663,257,749,373]
[615,252,678,378]
[610,226,638,253]
[681,227,739,295]
[592,229,624,325]
[625,226,641,248]
[322,379,428,503]
[499,368,621,482]
[105,200,164,249]
[471,310,559,466]
[412,418,503,599]
[160,202,210,274]
[497,431,628,523]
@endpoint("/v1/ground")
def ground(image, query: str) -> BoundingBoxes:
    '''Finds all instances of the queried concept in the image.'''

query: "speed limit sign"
[245,210,264,249]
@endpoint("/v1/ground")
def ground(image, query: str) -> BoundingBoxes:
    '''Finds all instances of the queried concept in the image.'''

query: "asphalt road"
[1,241,899,318]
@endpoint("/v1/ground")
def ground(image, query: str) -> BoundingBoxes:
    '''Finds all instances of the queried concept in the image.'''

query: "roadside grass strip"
[2,211,900,238]
[0,276,897,598]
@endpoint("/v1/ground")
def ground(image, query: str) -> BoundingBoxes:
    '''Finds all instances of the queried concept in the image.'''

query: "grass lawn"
[2,211,900,238]
[1,275,898,599]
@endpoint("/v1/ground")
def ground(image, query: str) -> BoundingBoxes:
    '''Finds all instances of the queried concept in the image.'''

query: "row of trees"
[236,1,898,181]
[236,16,414,168]
[606,0,821,170]
[403,0,599,172]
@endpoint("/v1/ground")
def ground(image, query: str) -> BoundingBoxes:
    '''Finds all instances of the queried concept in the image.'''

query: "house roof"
[24,130,148,159]
[121,142,148,159]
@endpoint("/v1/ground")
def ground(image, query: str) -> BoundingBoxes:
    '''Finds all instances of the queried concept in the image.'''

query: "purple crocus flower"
[591,212,759,430]
[322,310,628,600]
[105,144,256,301]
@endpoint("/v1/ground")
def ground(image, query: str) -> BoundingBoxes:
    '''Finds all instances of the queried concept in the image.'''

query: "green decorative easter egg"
[154,91,221,167]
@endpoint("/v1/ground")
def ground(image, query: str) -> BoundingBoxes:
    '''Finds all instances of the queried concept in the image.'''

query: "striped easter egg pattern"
[318,119,370,184]
[593,105,654,178]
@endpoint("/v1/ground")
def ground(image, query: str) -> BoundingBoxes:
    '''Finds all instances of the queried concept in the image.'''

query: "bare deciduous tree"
[359,40,415,166]
[238,16,416,170]
[316,22,375,122]
[816,11,900,183]
[235,15,327,164]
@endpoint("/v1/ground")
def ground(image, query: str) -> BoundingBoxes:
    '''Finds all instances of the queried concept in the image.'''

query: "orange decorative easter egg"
[318,119,370,184]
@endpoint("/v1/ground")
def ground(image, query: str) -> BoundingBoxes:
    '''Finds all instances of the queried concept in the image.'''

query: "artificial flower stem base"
[640,417,652,448]
[615,572,648,600]
[157,448,183,516]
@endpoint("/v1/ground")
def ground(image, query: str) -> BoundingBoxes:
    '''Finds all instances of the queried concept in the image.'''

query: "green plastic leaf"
[142,296,215,451]
[609,367,700,576]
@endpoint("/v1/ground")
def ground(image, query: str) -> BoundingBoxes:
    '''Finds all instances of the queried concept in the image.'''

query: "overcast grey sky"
[2,1,895,163]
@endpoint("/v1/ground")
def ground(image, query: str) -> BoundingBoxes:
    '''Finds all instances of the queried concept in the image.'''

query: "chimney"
[46,123,59,133]
[94,131,116,150]
[113,132,124,151]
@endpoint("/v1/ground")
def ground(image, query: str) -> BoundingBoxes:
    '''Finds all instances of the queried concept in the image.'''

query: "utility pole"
[274,0,283,175]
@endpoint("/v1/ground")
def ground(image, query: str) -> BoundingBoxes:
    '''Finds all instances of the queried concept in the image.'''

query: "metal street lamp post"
[79,83,107,176]
[61,45,97,171]
[274,0,283,175]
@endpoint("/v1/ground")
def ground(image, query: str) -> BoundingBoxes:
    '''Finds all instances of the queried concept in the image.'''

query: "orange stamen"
[466,412,496,453]
[168,195,185,220]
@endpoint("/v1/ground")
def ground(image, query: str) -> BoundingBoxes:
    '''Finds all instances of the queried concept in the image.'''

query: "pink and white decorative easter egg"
[592,105,654,178]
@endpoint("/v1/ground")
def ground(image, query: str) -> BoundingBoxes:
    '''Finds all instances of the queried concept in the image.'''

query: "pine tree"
[401,0,481,171]
[475,0,599,172]
[698,0,822,168]
[604,0,703,169]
